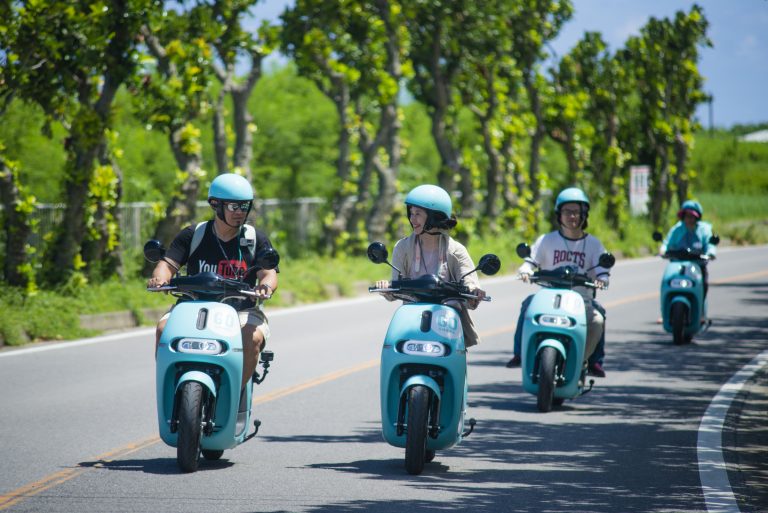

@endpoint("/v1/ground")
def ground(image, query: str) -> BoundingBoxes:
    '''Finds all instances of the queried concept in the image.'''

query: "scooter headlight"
[670,278,693,288]
[176,338,223,355]
[536,314,574,328]
[402,340,446,357]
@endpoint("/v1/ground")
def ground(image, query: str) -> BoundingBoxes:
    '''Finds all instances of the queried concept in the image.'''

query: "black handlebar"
[369,274,491,303]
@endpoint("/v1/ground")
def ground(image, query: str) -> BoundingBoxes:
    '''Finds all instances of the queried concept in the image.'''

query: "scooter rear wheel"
[405,385,430,475]
[537,346,558,413]
[671,302,689,345]
[177,381,205,473]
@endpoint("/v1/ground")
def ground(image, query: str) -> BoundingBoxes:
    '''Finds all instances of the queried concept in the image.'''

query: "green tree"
[507,0,573,225]
[624,5,710,226]
[404,0,475,215]
[1,0,155,285]
[281,0,407,253]
[134,5,215,272]
[205,1,279,182]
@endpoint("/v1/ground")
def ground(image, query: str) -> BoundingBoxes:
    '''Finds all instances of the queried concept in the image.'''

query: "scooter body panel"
[380,303,468,451]
[660,260,705,336]
[156,301,248,451]
[522,288,587,399]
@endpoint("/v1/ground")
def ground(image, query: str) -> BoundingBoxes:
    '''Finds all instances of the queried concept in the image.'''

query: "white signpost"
[629,165,650,216]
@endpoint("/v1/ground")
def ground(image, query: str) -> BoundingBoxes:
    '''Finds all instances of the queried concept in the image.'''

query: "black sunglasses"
[224,201,251,212]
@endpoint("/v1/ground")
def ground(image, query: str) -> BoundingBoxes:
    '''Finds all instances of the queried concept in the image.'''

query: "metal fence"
[24,197,326,255]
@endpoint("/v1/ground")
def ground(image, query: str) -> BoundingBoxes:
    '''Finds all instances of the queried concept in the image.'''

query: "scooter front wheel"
[671,302,689,345]
[537,346,558,413]
[177,381,205,473]
[405,385,430,475]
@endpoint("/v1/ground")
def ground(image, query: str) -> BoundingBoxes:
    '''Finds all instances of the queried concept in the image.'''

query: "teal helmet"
[678,200,703,219]
[208,173,254,201]
[208,173,254,226]
[554,187,590,228]
[404,184,455,231]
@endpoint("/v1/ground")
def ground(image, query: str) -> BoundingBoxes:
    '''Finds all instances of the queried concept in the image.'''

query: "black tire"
[537,347,558,413]
[671,302,689,345]
[202,449,223,461]
[553,397,565,406]
[177,381,204,473]
[405,386,430,475]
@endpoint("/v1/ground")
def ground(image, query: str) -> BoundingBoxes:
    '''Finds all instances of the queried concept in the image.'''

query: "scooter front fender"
[176,370,217,397]
[537,339,567,361]
[400,374,441,401]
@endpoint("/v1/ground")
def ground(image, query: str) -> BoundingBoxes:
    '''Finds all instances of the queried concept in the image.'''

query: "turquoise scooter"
[516,243,615,412]
[144,240,279,472]
[652,232,719,345]
[367,242,500,475]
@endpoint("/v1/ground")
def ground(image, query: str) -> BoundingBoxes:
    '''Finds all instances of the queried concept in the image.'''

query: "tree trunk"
[80,143,124,280]
[525,77,545,214]
[0,158,33,288]
[212,89,229,174]
[673,130,689,205]
[141,128,203,276]
[323,76,355,254]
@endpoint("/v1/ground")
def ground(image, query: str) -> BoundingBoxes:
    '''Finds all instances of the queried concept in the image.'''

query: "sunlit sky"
[251,0,768,128]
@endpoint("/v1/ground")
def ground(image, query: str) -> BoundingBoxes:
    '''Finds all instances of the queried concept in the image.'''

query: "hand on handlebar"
[467,288,486,309]
[254,283,273,299]
[518,272,532,283]
[147,276,169,291]
[594,279,608,290]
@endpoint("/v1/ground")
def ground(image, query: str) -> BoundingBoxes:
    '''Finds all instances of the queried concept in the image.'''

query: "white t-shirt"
[519,230,610,300]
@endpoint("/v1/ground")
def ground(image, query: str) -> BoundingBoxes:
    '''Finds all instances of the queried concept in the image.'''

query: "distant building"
[740,129,768,143]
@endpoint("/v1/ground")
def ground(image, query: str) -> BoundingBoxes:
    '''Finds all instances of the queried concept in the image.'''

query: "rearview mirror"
[598,252,616,269]
[143,240,166,263]
[477,254,501,276]
[516,243,531,259]
[652,231,663,242]
[255,247,280,270]
[367,242,389,264]
[709,234,720,245]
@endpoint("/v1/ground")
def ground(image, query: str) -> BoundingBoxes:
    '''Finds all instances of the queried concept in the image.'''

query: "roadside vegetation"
[2,3,767,346]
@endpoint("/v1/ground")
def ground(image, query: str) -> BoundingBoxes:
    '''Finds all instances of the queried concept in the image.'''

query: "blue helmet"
[404,184,455,231]
[678,200,703,219]
[554,187,590,212]
[208,173,254,201]
[555,187,590,228]
[405,185,452,218]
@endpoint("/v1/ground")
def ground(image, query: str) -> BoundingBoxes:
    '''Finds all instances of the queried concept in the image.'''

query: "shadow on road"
[256,281,768,513]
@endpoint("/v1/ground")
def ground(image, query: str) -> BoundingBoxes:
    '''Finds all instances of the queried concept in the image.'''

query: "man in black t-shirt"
[148,173,279,389]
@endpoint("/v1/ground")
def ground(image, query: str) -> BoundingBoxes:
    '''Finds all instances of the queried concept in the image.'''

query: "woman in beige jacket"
[375,185,486,347]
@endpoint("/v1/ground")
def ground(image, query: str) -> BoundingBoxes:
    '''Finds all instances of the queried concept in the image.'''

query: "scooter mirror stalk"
[367,242,403,278]
[143,240,166,263]
[461,254,502,281]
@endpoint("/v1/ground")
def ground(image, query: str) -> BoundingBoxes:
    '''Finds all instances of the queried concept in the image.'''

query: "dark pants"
[512,296,606,365]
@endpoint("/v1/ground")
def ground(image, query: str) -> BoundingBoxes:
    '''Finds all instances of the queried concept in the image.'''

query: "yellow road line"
[0,436,158,510]
[4,267,767,509]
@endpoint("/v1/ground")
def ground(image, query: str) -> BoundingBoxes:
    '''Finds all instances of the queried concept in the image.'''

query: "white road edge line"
[698,349,768,513]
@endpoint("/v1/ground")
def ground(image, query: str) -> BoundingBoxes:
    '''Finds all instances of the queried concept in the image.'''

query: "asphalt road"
[1,245,766,513]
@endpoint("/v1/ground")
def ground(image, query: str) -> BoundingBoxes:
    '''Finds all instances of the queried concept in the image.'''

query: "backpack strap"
[240,224,257,260]
[190,221,257,261]
[189,221,208,257]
